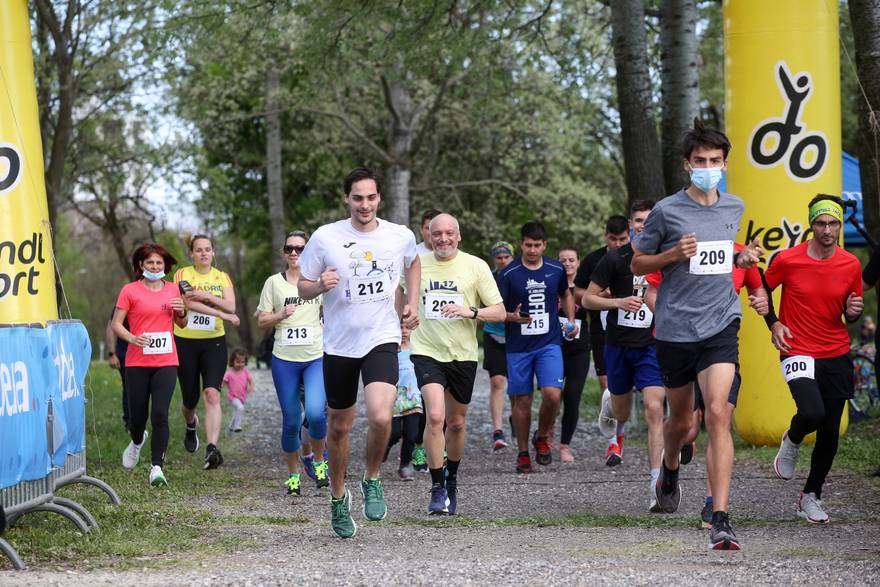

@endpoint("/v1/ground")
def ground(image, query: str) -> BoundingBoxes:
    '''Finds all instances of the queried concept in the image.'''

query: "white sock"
[616,422,626,436]
[607,436,618,447]
[650,467,661,488]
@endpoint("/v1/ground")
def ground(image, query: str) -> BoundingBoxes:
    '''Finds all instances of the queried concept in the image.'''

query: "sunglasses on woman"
[283,245,305,254]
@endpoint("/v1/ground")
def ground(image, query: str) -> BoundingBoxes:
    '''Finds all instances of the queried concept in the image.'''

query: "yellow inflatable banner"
[0,0,58,324]
[724,0,844,445]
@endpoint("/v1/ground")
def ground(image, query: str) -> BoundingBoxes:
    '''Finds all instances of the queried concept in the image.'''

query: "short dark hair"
[682,117,731,161]
[421,209,442,225]
[521,221,547,241]
[630,199,654,216]
[605,215,629,235]
[285,230,309,242]
[132,243,178,278]
[558,246,579,258]
[343,167,381,196]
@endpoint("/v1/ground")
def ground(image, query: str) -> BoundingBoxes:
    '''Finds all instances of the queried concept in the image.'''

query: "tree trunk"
[609,0,667,207]
[383,78,413,226]
[660,0,700,194]
[229,244,254,353]
[265,65,286,270]
[849,0,880,236]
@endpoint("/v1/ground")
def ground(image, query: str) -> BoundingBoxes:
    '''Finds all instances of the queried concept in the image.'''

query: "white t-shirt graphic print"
[299,218,417,357]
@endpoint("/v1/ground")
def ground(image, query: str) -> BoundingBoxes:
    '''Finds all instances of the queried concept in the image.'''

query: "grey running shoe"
[649,487,663,513]
[360,477,387,521]
[773,430,799,480]
[330,488,358,538]
[654,464,682,514]
[709,511,741,550]
[597,389,617,438]
[398,464,415,481]
[796,492,829,524]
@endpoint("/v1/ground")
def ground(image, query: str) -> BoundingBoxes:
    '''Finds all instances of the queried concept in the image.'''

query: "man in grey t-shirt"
[632,120,761,551]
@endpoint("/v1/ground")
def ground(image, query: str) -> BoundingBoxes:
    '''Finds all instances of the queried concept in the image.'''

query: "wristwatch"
[108,351,115,357]
[470,306,479,319]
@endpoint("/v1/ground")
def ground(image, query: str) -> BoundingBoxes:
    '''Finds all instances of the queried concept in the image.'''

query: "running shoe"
[428,484,450,515]
[203,444,224,470]
[184,416,199,453]
[617,434,625,456]
[360,477,387,521]
[559,443,575,463]
[122,431,148,469]
[796,492,829,524]
[314,460,330,488]
[649,492,662,513]
[149,464,167,487]
[516,451,532,474]
[301,453,317,481]
[597,389,617,438]
[533,435,552,465]
[654,464,681,513]
[773,430,800,480]
[285,473,302,496]
[680,442,694,466]
[605,442,622,467]
[412,446,428,472]
[708,511,740,550]
[398,464,415,480]
[330,488,358,538]
[446,479,458,515]
[492,429,508,451]
[700,502,713,528]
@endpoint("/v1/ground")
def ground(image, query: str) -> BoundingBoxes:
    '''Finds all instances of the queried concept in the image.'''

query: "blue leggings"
[271,356,327,453]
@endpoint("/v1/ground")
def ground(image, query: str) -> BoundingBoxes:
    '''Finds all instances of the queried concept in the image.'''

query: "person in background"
[224,348,254,435]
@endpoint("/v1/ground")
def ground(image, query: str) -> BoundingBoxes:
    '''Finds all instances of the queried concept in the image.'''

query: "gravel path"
[5,366,880,585]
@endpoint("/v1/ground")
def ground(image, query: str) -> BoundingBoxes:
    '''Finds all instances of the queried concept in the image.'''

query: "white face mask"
[142,269,165,281]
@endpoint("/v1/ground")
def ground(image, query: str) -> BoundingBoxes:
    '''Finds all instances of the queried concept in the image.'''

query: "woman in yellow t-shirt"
[173,234,239,470]
[257,230,327,497]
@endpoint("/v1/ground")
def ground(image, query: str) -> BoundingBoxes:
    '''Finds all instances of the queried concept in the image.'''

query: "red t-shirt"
[763,242,862,358]
[645,245,758,294]
[116,280,180,367]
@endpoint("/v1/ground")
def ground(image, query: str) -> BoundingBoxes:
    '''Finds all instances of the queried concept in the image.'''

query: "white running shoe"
[597,389,617,439]
[797,492,829,524]
[773,430,800,480]
[149,464,168,487]
[122,431,148,469]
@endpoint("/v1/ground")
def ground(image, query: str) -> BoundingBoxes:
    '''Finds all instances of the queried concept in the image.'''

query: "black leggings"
[786,355,851,498]
[126,366,178,466]
[388,413,421,465]
[561,348,591,444]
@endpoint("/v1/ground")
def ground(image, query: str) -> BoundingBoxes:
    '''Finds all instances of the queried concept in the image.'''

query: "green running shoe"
[285,473,301,496]
[360,476,387,521]
[412,446,428,472]
[314,460,330,488]
[330,488,358,538]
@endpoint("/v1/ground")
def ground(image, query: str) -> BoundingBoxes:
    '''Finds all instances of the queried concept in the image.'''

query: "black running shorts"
[411,354,478,405]
[175,335,227,409]
[656,319,740,389]
[482,331,507,378]
[323,343,399,410]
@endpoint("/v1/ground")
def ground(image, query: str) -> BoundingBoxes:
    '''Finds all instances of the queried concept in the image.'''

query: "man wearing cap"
[764,194,863,525]
[483,240,515,449]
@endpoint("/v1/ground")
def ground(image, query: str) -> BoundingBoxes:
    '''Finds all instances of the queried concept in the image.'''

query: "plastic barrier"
[0,322,118,570]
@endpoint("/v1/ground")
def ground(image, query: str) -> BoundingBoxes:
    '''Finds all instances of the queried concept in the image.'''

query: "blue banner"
[46,321,91,461]
[0,327,52,489]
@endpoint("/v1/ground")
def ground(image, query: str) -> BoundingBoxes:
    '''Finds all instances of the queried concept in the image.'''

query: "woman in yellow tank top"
[173,234,239,470]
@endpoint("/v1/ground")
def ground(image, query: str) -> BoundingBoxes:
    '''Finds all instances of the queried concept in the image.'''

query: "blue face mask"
[142,269,165,281]
[689,166,724,193]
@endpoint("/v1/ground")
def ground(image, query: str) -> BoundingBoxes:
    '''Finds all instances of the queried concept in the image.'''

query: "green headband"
[808,200,843,224]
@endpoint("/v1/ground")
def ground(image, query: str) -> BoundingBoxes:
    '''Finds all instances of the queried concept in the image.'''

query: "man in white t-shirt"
[298,167,420,539]
[415,208,441,255]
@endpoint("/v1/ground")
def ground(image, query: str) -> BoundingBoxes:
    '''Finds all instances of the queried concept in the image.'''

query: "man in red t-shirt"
[763,194,863,524]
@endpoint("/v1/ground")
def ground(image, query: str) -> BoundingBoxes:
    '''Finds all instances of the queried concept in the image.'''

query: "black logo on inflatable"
[748,62,828,182]
[0,144,22,194]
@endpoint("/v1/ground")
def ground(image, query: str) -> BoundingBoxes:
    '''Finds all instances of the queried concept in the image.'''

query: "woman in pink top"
[112,243,188,487]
